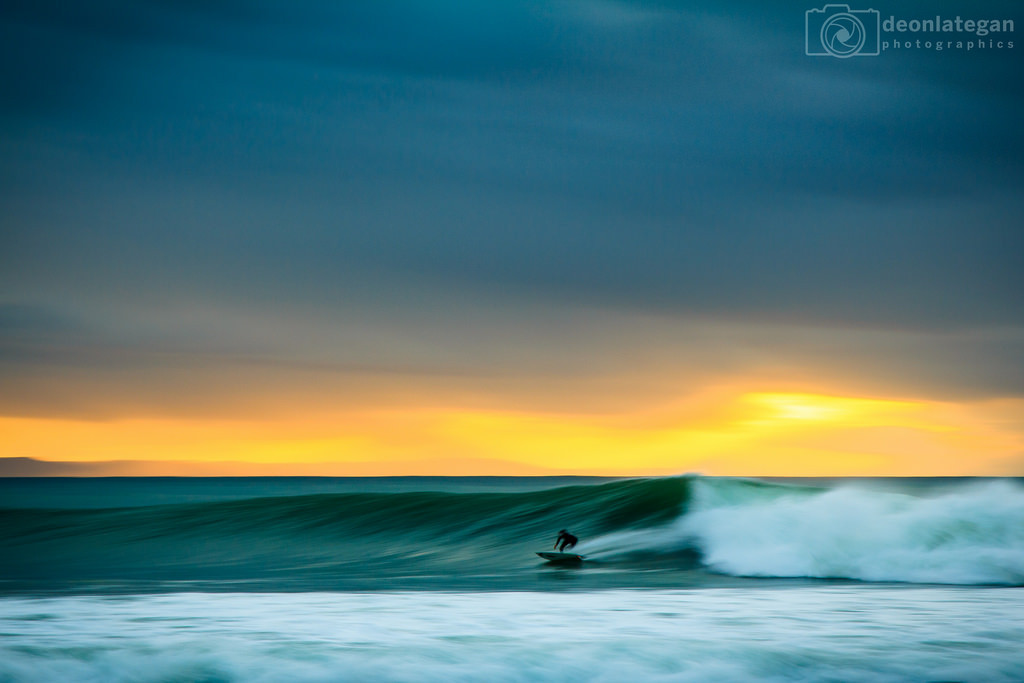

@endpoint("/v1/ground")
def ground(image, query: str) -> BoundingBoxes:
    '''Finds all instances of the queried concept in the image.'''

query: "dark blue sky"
[1,0,1022,421]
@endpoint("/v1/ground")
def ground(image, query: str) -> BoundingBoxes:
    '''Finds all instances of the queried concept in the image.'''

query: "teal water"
[2,475,1024,682]
[1,475,1022,593]
[3,587,1024,682]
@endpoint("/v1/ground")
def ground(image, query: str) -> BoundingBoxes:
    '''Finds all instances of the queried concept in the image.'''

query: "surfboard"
[537,551,584,562]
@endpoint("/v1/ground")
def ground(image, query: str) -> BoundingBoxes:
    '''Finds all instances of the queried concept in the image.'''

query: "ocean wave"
[0,477,691,587]
[681,478,1024,585]
[2,475,1022,588]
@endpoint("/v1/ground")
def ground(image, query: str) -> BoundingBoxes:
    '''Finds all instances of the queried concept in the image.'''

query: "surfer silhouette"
[554,529,578,552]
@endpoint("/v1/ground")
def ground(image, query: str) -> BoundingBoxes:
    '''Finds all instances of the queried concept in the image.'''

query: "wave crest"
[683,478,1024,585]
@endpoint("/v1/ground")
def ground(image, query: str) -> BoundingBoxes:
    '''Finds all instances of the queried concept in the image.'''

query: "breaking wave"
[2,475,1022,588]
[588,477,1024,585]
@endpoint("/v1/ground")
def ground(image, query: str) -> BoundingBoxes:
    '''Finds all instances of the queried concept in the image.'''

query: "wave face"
[0,477,691,590]
[2,476,1023,590]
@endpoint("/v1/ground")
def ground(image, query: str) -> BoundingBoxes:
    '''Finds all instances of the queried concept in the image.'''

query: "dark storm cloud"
[1,0,1022,409]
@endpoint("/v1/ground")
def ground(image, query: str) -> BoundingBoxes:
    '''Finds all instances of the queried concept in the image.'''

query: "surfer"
[554,529,578,552]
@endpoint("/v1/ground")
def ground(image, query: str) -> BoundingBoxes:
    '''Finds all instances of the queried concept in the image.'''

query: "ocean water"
[2,475,1023,681]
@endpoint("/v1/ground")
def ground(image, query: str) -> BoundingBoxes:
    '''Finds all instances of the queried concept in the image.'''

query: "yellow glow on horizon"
[1,389,1021,476]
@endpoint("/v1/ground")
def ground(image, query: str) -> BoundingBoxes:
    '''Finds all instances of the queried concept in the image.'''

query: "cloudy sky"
[1,0,1022,475]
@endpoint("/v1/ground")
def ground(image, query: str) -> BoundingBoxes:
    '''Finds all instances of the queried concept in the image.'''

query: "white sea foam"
[580,478,1024,585]
[683,478,1024,584]
[1,588,1023,682]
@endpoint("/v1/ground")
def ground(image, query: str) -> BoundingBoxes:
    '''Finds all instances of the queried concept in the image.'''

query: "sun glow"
[751,393,852,422]
[740,392,927,426]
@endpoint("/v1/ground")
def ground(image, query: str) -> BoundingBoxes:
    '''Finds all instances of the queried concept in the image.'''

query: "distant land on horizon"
[0,456,631,478]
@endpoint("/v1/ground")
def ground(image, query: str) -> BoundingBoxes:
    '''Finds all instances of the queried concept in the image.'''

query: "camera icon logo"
[806,5,880,57]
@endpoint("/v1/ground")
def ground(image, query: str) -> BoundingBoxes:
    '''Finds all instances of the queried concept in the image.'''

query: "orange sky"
[4,385,1022,476]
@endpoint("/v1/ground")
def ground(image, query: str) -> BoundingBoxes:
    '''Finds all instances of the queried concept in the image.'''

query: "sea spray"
[683,478,1024,584]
